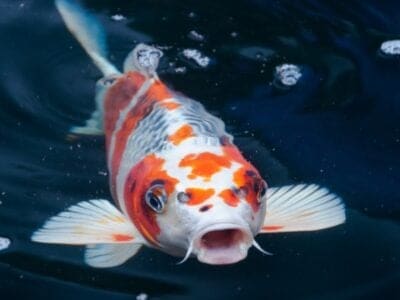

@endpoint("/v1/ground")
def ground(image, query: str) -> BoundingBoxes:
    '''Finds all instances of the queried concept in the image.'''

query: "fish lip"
[191,222,253,265]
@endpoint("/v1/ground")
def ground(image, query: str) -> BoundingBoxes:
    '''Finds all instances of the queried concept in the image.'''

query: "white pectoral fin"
[69,107,104,137]
[31,199,144,245]
[85,243,142,268]
[261,184,346,233]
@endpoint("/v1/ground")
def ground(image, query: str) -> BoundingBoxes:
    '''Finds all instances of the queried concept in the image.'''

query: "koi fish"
[32,0,345,267]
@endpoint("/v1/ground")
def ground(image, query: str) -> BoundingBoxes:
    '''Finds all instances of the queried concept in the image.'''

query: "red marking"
[124,154,178,245]
[168,124,194,145]
[109,80,173,197]
[233,167,249,188]
[223,145,264,212]
[177,143,265,211]
[222,144,252,167]
[179,152,231,180]
[199,204,213,212]
[146,80,172,100]
[185,188,215,206]
[262,225,284,231]
[104,72,146,149]
[112,234,134,242]
[219,189,240,207]
[160,101,181,110]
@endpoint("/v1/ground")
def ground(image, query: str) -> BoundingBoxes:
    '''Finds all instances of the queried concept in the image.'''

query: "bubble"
[111,14,126,21]
[174,66,187,74]
[98,170,108,176]
[274,64,302,87]
[0,237,11,251]
[380,40,400,56]
[136,293,148,300]
[188,30,205,42]
[182,49,210,68]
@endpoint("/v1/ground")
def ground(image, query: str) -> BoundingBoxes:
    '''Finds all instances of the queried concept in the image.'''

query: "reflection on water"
[0,0,399,299]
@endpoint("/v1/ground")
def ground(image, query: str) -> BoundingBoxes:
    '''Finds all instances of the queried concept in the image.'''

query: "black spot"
[199,205,212,212]
[100,77,116,86]
[245,170,257,177]
[219,135,231,146]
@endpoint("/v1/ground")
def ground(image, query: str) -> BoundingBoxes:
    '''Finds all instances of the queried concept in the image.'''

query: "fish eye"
[177,192,190,203]
[145,185,167,213]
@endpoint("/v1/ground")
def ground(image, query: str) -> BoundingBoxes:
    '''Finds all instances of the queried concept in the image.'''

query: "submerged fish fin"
[31,199,144,245]
[69,108,103,136]
[85,243,142,268]
[56,0,123,137]
[260,184,345,233]
[67,73,122,137]
[55,0,120,76]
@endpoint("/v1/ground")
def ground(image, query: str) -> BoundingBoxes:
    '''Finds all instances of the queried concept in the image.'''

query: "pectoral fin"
[260,184,346,233]
[85,243,142,268]
[31,199,144,245]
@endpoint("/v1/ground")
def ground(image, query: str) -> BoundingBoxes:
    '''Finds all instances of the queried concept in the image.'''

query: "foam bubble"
[182,49,210,67]
[274,64,302,87]
[111,14,126,21]
[188,30,205,42]
[136,293,148,300]
[0,237,10,251]
[380,40,400,56]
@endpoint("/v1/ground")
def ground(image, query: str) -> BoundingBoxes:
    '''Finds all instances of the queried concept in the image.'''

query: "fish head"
[126,143,267,265]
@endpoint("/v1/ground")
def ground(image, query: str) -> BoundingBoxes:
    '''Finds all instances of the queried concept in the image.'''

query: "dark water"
[1,0,399,299]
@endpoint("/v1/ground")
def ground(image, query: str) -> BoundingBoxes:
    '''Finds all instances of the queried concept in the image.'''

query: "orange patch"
[104,71,146,148]
[160,101,181,110]
[110,80,173,198]
[233,167,248,188]
[185,188,215,205]
[112,234,134,242]
[146,80,172,101]
[223,144,264,212]
[233,167,264,212]
[262,225,284,231]
[222,144,251,166]
[110,97,155,197]
[125,154,179,245]
[169,124,194,145]
[219,189,240,207]
[179,152,231,180]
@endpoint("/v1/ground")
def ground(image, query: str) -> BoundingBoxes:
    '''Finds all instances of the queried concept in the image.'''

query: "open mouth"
[193,225,253,265]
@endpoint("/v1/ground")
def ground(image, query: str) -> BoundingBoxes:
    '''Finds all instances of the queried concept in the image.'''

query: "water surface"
[0,0,399,299]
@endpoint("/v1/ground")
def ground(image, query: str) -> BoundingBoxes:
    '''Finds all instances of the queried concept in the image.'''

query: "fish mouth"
[192,223,253,265]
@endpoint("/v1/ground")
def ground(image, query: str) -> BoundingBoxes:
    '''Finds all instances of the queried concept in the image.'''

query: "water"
[0,0,399,299]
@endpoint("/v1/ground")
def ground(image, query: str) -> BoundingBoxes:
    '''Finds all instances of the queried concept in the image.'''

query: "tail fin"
[55,0,119,76]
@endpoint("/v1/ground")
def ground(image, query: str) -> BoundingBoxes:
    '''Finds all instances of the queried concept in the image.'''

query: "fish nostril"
[177,192,190,203]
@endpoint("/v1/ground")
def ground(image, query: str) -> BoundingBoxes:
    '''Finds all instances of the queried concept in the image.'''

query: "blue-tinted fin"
[55,0,120,76]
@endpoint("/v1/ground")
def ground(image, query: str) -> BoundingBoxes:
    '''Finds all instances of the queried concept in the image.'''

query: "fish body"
[32,0,346,267]
[100,57,267,263]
